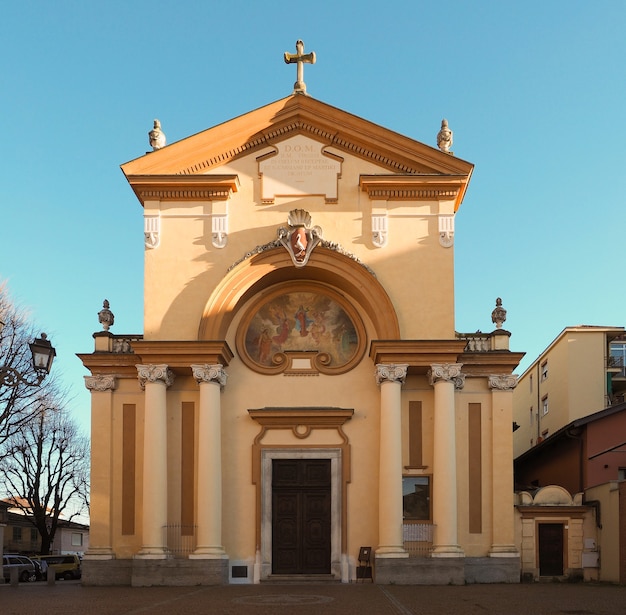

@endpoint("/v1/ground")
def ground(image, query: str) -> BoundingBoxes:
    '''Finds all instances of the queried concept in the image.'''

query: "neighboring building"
[79,50,524,586]
[52,519,90,556]
[513,326,625,458]
[514,403,626,583]
[515,402,626,495]
[0,500,7,561]
[1,501,90,556]
[3,511,40,555]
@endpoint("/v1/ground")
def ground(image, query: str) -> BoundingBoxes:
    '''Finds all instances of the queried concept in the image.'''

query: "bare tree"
[0,281,57,454]
[0,405,90,555]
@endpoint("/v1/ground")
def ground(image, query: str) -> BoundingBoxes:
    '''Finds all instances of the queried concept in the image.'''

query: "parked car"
[2,555,37,583]
[31,554,81,580]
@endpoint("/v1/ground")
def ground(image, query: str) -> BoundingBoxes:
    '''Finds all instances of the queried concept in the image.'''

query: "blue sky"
[1,1,625,435]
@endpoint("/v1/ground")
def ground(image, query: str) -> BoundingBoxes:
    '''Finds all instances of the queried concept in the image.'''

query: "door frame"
[261,448,342,580]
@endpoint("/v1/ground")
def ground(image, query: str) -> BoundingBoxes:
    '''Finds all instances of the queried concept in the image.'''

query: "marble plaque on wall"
[258,135,342,203]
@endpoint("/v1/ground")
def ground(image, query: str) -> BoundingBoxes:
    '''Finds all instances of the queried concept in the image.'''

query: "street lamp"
[0,332,56,387]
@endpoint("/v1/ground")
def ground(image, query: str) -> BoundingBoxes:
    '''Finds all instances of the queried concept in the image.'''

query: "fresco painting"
[245,291,358,368]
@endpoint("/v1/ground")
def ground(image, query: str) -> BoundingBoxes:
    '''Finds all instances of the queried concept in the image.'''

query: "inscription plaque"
[258,135,342,203]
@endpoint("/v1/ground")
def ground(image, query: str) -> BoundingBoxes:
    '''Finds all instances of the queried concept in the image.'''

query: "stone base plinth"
[82,558,132,586]
[375,556,465,585]
[82,557,229,586]
[374,556,521,585]
[132,557,228,586]
[465,556,521,584]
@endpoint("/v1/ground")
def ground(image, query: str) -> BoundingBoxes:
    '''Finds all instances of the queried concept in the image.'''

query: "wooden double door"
[272,458,331,575]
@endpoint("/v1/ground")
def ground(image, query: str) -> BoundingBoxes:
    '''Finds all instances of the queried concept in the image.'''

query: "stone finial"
[491,297,507,330]
[437,119,453,153]
[149,119,166,151]
[98,299,114,331]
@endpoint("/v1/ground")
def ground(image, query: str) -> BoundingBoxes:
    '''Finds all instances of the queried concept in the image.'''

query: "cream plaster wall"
[565,333,607,420]
[142,146,456,342]
[219,303,383,563]
[586,482,620,583]
[111,379,145,559]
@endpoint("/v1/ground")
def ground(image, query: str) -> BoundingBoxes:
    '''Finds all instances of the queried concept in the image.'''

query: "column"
[375,364,409,557]
[189,364,228,559]
[429,363,464,557]
[136,364,174,558]
[83,375,117,559]
[488,374,519,557]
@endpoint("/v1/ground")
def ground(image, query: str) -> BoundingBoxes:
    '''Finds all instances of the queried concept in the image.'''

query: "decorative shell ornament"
[277,209,322,268]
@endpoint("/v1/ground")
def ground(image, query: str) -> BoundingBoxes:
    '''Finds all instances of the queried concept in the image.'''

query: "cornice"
[517,506,587,518]
[369,340,467,373]
[125,174,240,206]
[130,340,234,372]
[77,340,234,377]
[248,407,354,436]
[76,352,139,378]
[360,174,469,209]
[121,95,474,189]
[459,351,526,377]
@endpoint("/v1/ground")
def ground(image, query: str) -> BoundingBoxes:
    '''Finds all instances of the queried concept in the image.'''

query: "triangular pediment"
[121,94,473,181]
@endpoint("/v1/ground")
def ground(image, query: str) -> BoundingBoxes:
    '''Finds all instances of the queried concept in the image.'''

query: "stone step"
[262,574,341,584]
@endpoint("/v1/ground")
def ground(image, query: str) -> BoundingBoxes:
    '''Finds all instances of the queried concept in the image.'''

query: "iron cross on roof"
[284,40,316,95]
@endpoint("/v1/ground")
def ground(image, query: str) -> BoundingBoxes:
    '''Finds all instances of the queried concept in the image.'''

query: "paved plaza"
[1,581,626,615]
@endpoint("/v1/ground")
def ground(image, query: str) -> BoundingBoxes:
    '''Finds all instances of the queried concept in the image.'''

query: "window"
[541,361,548,381]
[542,395,549,415]
[529,407,534,425]
[30,528,38,542]
[618,468,626,481]
[12,527,22,541]
[529,374,533,392]
[402,476,431,521]
[610,342,626,377]
[71,532,83,546]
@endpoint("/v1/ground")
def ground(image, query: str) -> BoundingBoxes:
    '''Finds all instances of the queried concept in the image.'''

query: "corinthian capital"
[428,363,465,389]
[191,364,228,389]
[375,364,408,385]
[84,375,117,392]
[136,364,175,390]
[488,374,519,391]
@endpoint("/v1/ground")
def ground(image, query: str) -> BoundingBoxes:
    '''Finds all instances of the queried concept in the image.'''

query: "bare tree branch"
[0,405,90,555]
[0,281,62,454]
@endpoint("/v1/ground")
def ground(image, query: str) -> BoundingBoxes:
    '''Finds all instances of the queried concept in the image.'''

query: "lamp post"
[0,333,56,387]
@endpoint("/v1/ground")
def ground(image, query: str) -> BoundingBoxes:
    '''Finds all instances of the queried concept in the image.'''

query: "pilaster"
[83,375,117,559]
[488,374,519,557]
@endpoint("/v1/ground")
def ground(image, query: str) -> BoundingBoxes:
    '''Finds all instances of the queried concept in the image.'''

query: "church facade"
[79,54,523,585]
